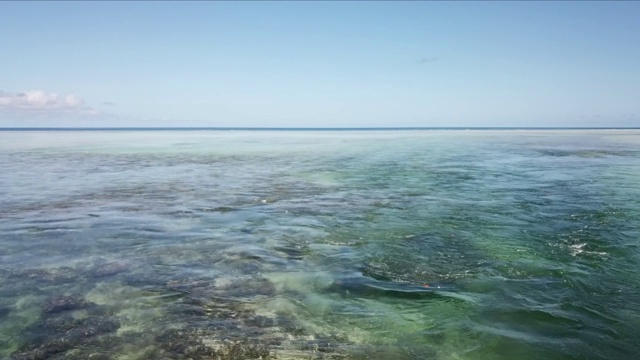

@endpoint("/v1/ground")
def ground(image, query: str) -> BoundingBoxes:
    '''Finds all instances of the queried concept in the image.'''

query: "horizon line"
[0,126,639,131]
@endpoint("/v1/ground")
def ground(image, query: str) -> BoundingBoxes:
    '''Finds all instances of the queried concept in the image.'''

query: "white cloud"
[0,90,95,114]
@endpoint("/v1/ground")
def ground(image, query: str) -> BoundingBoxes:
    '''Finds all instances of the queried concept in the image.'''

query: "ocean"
[1,129,639,359]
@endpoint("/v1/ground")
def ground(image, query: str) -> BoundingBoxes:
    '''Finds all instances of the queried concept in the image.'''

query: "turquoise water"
[1,130,639,359]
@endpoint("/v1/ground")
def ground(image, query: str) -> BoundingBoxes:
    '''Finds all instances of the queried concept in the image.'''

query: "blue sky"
[1,1,639,128]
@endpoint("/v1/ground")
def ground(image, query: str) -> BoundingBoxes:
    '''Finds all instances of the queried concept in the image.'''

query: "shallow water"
[1,130,639,359]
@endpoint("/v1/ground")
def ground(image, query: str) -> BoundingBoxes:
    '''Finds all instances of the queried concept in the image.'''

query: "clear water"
[1,130,639,360]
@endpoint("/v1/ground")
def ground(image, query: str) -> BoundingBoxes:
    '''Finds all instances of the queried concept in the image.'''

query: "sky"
[1,1,639,128]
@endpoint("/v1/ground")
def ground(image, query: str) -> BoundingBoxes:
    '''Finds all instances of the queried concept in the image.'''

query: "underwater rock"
[166,301,208,318]
[92,261,130,278]
[157,328,222,358]
[274,314,307,336]
[218,341,271,359]
[13,267,79,285]
[157,328,272,359]
[12,316,120,360]
[62,316,120,341]
[207,319,243,333]
[68,353,111,360]
[0,304,11,318]
[41,314,83,333]
[157,328,203,355]
[0,281,45,298]
[11,338,70,360]
[296,336,340,354]
[42,295,95,314]
[221,277,276,298]
[166,277,214,294]
[244,315,276,328]
[121,271,169,287]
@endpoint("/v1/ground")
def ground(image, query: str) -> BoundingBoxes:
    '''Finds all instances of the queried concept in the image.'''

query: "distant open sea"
[1,129,639,359]
[1,127,639,131]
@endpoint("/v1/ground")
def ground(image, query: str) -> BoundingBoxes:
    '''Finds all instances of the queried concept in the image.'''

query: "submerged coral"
[42,295,96,314]
[10,293,119,360]
[157,328,272,359]
[11,316,120,360]
[92,260,131,278]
